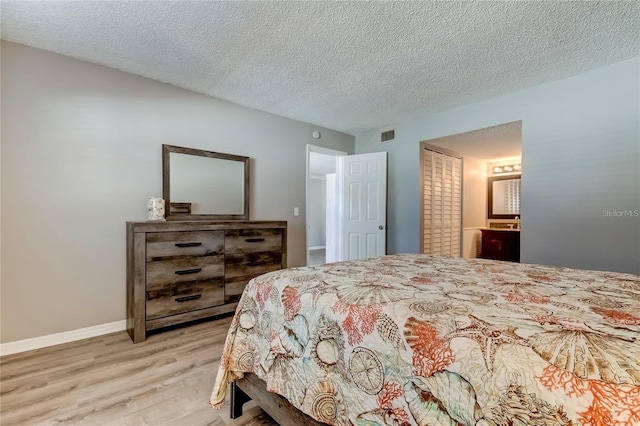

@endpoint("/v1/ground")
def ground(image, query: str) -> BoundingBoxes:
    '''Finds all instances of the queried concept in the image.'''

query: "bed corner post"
[230,381,252,419]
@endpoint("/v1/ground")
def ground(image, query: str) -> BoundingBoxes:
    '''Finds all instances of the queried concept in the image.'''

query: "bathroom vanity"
[479,228,520,262]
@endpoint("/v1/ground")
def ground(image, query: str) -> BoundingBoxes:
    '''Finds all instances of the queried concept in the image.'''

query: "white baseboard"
[0,320,127,357]
[309,245,326,250]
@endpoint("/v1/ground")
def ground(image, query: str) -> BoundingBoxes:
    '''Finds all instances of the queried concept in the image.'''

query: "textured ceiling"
[1,1,638,135]
[426,121,521,162]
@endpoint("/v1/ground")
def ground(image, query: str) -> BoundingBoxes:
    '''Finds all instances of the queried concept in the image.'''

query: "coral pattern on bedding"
[211,254,640,426]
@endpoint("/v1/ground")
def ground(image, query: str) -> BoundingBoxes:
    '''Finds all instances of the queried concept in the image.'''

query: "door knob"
[378,225,384,230]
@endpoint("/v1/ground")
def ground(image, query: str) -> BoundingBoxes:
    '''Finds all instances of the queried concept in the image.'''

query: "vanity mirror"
[162,144,250,220]
[488,175,521,219]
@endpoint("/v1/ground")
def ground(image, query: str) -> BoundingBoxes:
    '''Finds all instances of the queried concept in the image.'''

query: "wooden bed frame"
[230,373,326,425]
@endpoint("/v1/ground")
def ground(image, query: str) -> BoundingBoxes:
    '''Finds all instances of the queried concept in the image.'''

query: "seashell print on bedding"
[493,303,552,319]
[335,280,415,306]
[419,371,484,425]
[491,382,571,426]
[308,314,350,380]
[242,297,258,313]
[289,272,326,284]
[211,254,640,425]
[445,315,531,371]
[279,314,309,358]
[267,286,280,306]
[592,286,639,300]
[238,310,257,331]
[257,311,273,338]
[238,296,259,331]
[230,341,255,372]
[446,289,496,304]
[529,330,640,385]
[268,356,308,407]
[302,380,345,424]
[404,372,484,426]
[549,301,582,311]
[349,347,384,395]
[315,339,339,365]
[408,300,469,319]
[616,277,640,292]
[582,295,632,310]
[376,313,405,350]
[355,408,405,426]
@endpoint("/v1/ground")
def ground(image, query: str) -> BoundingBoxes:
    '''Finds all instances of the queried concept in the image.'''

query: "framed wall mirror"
[162,144,250,221]
[488,175,521,219]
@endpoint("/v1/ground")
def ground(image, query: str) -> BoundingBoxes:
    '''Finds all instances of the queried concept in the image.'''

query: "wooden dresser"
[479,229,520,262]
[126,220,287,343]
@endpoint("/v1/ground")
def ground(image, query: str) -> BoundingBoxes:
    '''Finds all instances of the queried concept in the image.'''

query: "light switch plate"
[294,207,299,216]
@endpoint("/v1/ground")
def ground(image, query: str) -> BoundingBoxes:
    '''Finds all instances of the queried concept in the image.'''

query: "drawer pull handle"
[175,268,202,275]
[245,238,265,243]
[175,294,202,303]
[245,261,266,267]
[175,242,202,248]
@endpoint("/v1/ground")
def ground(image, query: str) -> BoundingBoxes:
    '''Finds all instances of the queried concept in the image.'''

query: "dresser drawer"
[146,255,224,287]
[146,231,223,261]
[225,252,282,303]
[146,278,224,320]
[225,229,283,254]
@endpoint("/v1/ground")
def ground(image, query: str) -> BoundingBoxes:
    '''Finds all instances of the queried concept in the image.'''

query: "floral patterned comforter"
[210,254,640,425]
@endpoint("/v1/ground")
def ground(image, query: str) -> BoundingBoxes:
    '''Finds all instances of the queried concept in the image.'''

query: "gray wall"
[357,57,639,274]
[0,41,354,343]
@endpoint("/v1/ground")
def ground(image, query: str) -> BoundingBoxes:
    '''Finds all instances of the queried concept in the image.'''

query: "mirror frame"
[487,174,521,219]
[162,144,250,221]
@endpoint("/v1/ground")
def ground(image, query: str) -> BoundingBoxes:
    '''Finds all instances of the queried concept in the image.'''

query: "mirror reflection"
[488,175,521,218]
[170,153,244,215]
[162,145,250,220]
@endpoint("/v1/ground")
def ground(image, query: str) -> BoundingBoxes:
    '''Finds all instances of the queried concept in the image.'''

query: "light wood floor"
[307,249,325,267]
[0,316,276,426]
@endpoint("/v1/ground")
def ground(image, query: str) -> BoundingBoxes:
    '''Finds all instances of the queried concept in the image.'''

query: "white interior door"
[336,152,387,261]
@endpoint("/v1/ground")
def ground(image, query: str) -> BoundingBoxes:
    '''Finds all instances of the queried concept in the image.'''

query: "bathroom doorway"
[422,121,522,259]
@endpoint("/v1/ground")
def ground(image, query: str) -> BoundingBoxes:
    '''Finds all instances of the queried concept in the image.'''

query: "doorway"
[422,121,523,259]
[306,146,388,265]
[306,145,347,266]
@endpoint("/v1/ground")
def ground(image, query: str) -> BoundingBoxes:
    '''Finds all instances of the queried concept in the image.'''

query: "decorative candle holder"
[147,197,166,221]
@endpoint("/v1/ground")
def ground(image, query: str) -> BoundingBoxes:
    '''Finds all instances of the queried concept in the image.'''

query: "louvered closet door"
[422,148,462,256]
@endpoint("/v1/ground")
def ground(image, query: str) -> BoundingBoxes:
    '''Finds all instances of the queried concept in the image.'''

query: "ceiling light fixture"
[493,164,521,174]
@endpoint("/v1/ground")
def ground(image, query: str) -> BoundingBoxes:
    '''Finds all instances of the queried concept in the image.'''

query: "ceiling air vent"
[381,129,395,143]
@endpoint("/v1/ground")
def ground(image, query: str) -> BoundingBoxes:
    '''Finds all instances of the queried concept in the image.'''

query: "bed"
[210,254,640,425]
